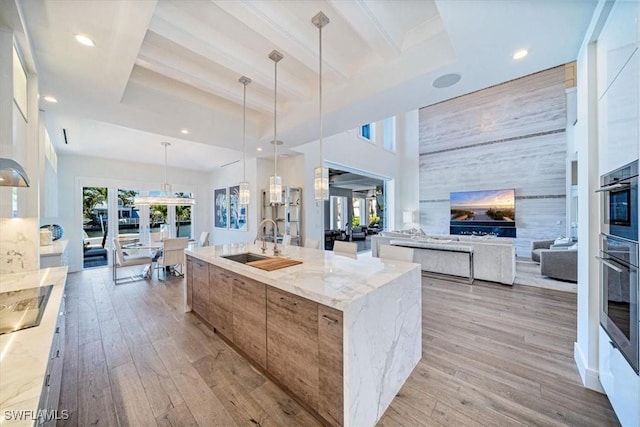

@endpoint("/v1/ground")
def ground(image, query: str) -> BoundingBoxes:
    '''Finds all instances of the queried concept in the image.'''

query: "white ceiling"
[15,0,596,171]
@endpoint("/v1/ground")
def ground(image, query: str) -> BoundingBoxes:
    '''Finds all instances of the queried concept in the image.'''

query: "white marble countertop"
[39,239,68,257]
[0,267,68,426]
[185,242,420,311]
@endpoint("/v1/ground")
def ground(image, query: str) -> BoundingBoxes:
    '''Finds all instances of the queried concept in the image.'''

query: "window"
[175,192,193,238]
[359,123,375,142]
[382,117,396,152]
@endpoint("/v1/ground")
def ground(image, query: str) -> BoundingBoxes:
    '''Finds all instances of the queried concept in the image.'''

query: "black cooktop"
[0,285,53,335]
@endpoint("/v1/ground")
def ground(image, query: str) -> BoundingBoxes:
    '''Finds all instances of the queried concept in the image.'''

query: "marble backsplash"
[0,218,38,274]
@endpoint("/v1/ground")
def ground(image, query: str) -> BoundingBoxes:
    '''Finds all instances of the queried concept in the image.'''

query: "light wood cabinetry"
[232,276,267,368]
[188,258,344,426]
[266,287,320,409]
[318,305,344,426]
[189,256,209,320]
[209,266,233,338]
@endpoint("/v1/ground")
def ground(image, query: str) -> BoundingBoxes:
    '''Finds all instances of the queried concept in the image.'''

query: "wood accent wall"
[418,66,568,256]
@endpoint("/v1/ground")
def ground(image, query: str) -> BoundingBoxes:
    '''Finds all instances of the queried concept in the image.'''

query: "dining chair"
[379,244,414,263]
[112,237,152,284]
[150,231,163,242]
[304,238,319,249]
[333,241,357,257]
[156,237,189,280]
[282,234,292,246]
[197,231,210,247]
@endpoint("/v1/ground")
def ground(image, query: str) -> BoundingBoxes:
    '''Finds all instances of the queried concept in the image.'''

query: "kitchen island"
[185,243,421,427]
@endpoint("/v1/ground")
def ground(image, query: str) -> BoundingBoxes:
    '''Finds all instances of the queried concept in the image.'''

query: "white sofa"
[372,232,516,285]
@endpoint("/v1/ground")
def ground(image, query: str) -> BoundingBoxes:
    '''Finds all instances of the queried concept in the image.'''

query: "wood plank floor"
[57,267,620,426]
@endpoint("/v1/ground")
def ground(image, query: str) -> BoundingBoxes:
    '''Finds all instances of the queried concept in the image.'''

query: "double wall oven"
[598,160,639,374]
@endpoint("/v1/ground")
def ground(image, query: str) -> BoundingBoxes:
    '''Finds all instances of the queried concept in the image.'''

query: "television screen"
[450,189,516,237]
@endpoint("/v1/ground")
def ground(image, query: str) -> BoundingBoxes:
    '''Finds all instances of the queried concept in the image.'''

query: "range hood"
[0,158,31,187]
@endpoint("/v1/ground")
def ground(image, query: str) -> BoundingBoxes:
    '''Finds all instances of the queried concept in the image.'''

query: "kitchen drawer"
[267,287,319,410]
[233,275,266,368]
[318,305,344,426]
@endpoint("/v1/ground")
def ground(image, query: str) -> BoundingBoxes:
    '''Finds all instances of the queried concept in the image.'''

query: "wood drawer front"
[208,266,233,335]
[186,256,193,309]
[210,266,233,312]
[318,305,344,426]
[232,276,267,368]
[211,305,233,339]
[267,287,319,410]
[191,259,209,318]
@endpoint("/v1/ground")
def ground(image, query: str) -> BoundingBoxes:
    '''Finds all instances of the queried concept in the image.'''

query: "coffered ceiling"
[9,0,597,171]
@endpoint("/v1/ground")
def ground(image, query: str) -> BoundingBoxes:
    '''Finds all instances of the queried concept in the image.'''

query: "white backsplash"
[0,218,38,273]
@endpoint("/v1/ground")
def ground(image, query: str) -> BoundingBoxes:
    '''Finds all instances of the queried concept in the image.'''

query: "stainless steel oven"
[598,233,639,373]
[598,160,638,241]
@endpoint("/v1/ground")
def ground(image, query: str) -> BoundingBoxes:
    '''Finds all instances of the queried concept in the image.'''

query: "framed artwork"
[214,187,228,229]
[229,185,247,231]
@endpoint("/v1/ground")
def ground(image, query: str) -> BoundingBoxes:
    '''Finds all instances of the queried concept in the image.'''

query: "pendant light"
[238,76,252,205]
[268,50,283,205]
[312,12,329,201]
[133,142,195,206]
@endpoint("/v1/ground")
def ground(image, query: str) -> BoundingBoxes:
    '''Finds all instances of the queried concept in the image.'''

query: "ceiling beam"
[148,13,310,101]
[213,0,350,82]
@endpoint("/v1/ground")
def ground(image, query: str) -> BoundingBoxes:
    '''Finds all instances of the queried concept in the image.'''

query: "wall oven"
[598,160,638,241]
[598,160,639,374]
[598,234,638,373]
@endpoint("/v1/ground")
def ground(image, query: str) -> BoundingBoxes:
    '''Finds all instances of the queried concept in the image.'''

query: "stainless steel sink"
[221,253,271,264]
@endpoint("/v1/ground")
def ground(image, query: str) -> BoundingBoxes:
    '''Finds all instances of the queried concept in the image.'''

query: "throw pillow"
[554,236,572,245]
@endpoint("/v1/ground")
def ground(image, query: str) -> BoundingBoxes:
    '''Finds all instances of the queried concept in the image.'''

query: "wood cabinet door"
[318,305,344,426]
[191,257,209,319]
[232,275,267,368]
[209,265,233,338]
[266,287,319,410]
[186,256,193,310]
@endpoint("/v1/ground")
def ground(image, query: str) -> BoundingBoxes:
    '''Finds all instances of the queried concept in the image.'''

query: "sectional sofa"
[372,232,516,285]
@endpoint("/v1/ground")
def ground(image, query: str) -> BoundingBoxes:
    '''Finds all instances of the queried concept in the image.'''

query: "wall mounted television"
[449,189,516,237]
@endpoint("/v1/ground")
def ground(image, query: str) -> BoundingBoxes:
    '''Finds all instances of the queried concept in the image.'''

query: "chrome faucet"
[255,218,281,256]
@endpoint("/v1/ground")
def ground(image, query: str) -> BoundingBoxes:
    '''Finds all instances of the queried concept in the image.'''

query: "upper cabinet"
[598,1,640,175]
[597,0,638,99]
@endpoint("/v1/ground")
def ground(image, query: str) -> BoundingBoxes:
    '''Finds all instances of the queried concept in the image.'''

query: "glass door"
[82,186,109,269]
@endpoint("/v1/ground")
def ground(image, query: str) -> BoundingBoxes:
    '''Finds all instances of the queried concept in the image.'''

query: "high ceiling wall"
[418,65,569,256]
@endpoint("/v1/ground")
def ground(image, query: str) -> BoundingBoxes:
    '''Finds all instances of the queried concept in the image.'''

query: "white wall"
[209,157,258,245]
[57,154,211,272]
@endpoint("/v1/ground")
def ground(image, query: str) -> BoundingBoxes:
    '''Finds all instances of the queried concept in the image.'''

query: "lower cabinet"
[232,276,267,368]
[599,327,640,427]
[190,257,209,319]
[267,287,320,409]
[209,266,233,338]
[318,304,344,426]
[38,295,66,426]
[191,260,344,426]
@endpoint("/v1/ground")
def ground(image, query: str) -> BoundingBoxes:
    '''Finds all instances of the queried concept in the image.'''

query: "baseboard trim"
[574,342,605,394]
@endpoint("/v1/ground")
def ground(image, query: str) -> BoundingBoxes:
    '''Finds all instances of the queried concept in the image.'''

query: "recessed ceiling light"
[256,147,263,152]
[432,73,461,89]
[513,49,528,60]
[43,96,58,103]
[180,129,189,134]
[74,34,95,47]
